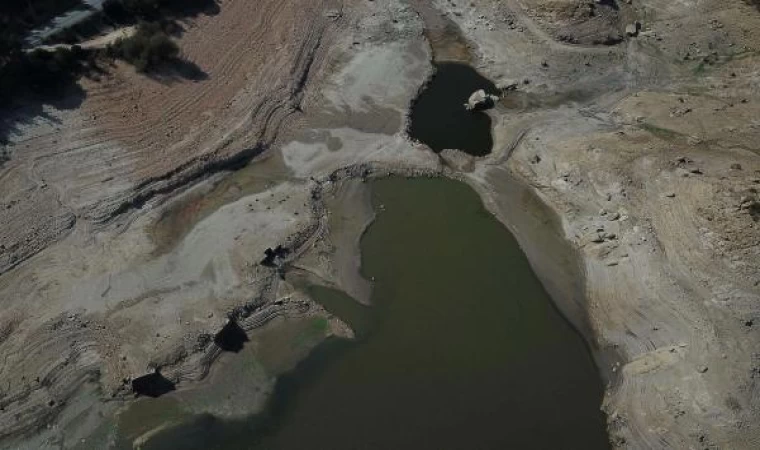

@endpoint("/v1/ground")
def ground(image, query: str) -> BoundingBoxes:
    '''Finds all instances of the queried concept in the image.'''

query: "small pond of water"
[408,63,500,156]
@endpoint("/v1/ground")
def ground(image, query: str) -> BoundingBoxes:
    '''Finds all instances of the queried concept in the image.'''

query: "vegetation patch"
[0,1,95,104]
[0,0,209,148]
[43,0,218,45]
[106,22,179,72]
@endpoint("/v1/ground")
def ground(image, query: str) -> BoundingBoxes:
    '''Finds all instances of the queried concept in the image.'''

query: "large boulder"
[465,89,500,111]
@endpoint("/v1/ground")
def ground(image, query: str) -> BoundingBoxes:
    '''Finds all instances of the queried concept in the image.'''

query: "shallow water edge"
[135,176,610,450]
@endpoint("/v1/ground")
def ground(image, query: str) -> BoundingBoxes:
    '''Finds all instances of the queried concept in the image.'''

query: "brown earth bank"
[0,0,758,448]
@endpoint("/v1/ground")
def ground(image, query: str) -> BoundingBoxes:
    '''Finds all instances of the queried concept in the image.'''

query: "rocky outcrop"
[464,89,500,111]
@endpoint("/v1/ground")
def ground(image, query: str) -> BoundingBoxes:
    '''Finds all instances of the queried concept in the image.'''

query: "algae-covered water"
[139,177,609,449]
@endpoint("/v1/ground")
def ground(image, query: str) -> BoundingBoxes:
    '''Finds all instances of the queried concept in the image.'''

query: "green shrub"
[0,45,90,102]
[107,22,179,72]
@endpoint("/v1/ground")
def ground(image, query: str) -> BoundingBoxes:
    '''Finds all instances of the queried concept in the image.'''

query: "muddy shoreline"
[134,176,609,449]
[1,0,759,448]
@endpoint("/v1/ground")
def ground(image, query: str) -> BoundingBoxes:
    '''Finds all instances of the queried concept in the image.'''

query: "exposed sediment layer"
[0,0,341,275]
[0,1,437,446]
[0,0,758,448]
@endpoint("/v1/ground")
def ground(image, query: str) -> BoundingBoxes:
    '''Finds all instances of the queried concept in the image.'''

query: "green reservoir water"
[141,177,610,449]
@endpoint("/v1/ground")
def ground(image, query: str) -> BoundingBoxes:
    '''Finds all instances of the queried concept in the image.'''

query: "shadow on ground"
[0,59,91,148]
[0,52,208,148]
[148,57,209,84]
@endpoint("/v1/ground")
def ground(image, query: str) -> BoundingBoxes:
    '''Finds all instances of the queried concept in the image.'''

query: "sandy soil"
[0,0,759,448]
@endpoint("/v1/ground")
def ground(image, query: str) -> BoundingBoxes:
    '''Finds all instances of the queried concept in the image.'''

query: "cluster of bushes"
[0,0,90,102]
[0,46,92,101]
[0,0,201,104]
[106,22,179,72]
[0,0,205,148]
[41,0,172,45]
[0,44,92,148]
[43,0,192,46]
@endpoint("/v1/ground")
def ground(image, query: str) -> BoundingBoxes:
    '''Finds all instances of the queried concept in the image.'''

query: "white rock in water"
[465,89,499,111]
